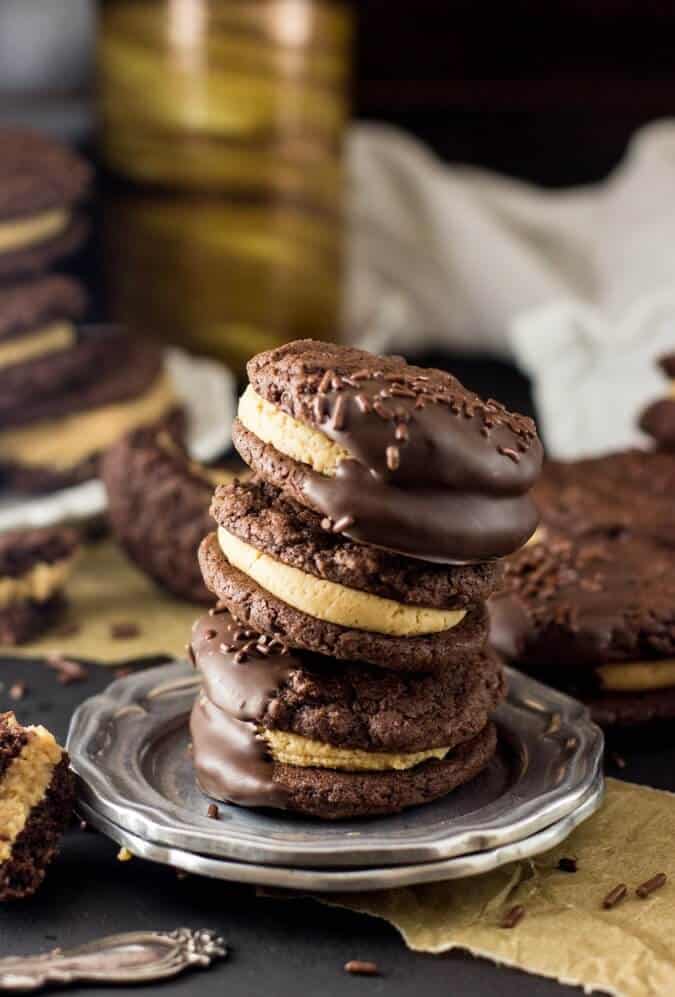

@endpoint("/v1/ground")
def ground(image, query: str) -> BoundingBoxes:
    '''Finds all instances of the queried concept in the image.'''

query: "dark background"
[355,0,674,185]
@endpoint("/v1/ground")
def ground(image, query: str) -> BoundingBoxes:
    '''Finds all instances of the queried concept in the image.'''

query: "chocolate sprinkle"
[636,873,667,898]
[602,883,627,909]
[500,905,526,929]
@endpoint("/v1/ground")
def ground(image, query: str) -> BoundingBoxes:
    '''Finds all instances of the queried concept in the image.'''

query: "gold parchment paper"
[2,540,202,664]
[325,780,675,997]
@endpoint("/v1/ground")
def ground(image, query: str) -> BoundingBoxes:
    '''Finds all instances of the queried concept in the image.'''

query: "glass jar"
[98,0,352,372]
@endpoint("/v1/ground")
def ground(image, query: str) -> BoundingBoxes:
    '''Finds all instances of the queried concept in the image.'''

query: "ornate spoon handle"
[0,928,227,992]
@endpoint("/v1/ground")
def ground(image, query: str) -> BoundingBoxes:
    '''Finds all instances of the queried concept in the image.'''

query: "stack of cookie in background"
[0,127,181,496]
[188,340,543,819]
[0,127,185,646]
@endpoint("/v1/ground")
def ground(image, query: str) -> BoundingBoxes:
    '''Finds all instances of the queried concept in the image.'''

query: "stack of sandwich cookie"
[0,527,79,644]
[640,352,675,451]
[0,327,182,493]
[0,712,74,900]
[191,340,543,818]
[493,446,675,729]
[0,128,90,279]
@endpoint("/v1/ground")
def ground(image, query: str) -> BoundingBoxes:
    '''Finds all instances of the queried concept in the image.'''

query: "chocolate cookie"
[102,430,224,603]
[0,275,85,342]
[0,216,88,281]
[234,339,542,564]
[0,338,183,494]
[0,128,90,280]
[211,477,501,609]
[0,713,74,900]
[499,529,675,670]
[0,526,79,644]
[193,697,496,819]
[199,531,489,672]
[532,450,675,545]
[191,612,505,754]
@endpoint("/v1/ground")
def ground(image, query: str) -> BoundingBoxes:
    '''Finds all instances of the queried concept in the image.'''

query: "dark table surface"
[1,651,675,997]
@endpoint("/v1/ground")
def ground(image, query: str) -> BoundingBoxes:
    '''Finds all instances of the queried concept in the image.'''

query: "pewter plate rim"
[77,776,604,892]
[67,661,604,868]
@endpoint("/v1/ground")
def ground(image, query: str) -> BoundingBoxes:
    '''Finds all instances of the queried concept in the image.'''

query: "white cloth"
[345,120,675,457]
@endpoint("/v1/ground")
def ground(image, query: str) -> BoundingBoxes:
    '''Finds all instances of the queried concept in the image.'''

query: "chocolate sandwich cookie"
[0,128,90,280]
[190,613,502,818]
[532,450,675,546]
[211,477,502,609]
[0,337,183,493]
[640,353,675,451]
[0,276,88,410]
[493,527,675,727]
[233,340,542,564]
[0,713,74,900]
[199,531,489,672]
[0,526,79,644]
[102,430,229,603]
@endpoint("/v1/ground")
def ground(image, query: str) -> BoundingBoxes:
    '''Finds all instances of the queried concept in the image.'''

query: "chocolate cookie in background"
[0,329,183,494]
[492,446,675,732]
[0,128,90,281]
[190,339,543,818]
[639,353,675,452]
[102,429,236,604]
[0,712,74,901]
[0,526,79,644]
[189,613,503,819]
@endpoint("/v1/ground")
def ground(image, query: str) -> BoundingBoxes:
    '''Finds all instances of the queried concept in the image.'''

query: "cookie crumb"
[207,803,219,820]
[8,682,25,701]
[117,847,133,862]
[344,960,379,976]
[500,905,526,929]
[45,654,88,685]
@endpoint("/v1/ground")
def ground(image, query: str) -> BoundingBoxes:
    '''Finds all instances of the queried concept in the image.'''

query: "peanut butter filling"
[217,526,467,636]
[262,728,449,771]
[0,322,75,370]
[597,660,675,692]
[0,555,77,608]
[0,720,63,865]
[0,209,68,254]
[238,384,348,475]
[0,370,176,470]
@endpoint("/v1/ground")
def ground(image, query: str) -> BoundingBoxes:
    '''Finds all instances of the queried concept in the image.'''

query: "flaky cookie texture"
[259,648,505,753]
[211,476,501,609]
[102,427,213,603]
[270,723,497,819]
[199,532,489,672]
[0,128,91,220]
[0,275,85,342]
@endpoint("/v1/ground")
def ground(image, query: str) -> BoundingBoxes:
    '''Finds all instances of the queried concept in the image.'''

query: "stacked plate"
[67,662,604,892]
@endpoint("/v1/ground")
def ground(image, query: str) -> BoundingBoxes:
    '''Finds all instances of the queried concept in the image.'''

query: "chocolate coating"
[243,340,542,563]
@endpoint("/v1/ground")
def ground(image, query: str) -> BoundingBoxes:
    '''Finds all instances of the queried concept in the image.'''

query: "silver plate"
[78,778,603,892]
[68,661,603,868]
